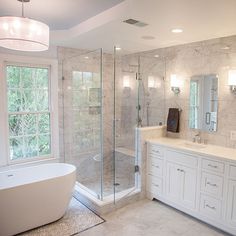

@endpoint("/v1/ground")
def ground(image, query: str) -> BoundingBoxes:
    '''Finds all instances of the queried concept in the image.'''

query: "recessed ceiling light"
[172,28,183,33]
[116,47,121,50]
[141,35,155,40]
[154,54,159,58]
[84,56,89,59]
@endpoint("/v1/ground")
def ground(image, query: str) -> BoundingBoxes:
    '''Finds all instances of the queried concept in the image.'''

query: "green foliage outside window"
[7,65,51,160]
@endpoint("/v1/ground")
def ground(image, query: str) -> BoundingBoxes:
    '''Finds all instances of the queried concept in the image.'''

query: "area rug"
[19,197,105,236]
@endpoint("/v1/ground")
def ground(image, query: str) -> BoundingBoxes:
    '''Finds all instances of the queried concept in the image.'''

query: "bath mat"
[19,197,105,236]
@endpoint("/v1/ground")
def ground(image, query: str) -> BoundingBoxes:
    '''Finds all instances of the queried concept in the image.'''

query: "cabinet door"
[166,162,182,203]
[226,180,236,227]
[180,165,197,209]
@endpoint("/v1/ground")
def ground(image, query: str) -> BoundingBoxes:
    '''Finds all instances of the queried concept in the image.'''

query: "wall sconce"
[228,70,236,93]
[170,74,180,94]
[123,75,130,88]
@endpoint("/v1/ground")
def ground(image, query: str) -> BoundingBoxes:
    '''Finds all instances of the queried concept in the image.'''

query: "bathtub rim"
[0,163,76,191]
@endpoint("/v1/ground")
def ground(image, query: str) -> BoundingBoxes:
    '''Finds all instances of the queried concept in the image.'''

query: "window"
[6,65,51,161]
[189,80,199,129]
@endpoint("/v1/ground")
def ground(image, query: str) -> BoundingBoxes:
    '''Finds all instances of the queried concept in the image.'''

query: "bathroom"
[0,0,236,235]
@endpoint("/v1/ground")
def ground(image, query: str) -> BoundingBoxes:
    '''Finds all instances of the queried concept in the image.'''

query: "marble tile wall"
[115,54,166,148]
[114,54,139,149]
[138,35,236,148]
[58,34,236,200]
[138,56,166,126]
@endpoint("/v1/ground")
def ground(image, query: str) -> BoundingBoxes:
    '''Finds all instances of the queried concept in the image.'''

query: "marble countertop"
[147,137,236,162]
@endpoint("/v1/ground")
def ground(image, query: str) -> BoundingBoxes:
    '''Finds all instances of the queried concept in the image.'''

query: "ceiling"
[0,0,124,30]
[1,0,236,53]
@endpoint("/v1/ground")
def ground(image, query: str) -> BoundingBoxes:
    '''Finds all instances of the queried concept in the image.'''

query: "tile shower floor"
[76,150,136,197]
[80,172,135,197]
[78,199,230,236]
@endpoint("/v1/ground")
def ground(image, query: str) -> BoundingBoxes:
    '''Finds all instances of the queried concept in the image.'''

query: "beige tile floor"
[78,199,231,236]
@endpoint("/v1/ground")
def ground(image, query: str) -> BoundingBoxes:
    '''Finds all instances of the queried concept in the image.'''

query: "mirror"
[189,74,218,132]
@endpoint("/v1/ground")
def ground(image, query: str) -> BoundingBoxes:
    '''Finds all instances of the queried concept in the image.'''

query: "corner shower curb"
[73,184,143,215]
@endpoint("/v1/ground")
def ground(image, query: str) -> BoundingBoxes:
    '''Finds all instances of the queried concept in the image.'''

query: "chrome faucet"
[193,132,201,143]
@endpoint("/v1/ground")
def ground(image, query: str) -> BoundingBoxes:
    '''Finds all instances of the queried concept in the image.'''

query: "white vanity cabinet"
[226,165,236,228]
[166,162,197,208]
[226,180,236,226]
[199,158,225,221]
[166,159,197,210]
[146,144,164,197]
[146,140,236,235]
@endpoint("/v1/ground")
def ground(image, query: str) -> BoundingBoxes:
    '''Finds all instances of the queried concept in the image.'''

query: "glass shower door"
[113,48,137,201]
[137,55,166,127]
[62,49,104,200]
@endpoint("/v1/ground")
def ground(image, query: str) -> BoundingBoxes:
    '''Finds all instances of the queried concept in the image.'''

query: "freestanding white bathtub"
[0,163,76,236]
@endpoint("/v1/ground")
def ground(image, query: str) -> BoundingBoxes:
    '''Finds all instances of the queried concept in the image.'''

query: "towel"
[167,108,180,133]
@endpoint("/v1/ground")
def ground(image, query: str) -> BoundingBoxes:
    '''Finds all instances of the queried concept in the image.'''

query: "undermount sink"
[182,141,207,149]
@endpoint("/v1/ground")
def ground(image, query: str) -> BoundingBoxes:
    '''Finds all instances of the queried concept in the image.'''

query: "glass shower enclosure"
[61,48,137,202]
[137,55,166,127]
[62,49,104,199]
[61,47,166,203]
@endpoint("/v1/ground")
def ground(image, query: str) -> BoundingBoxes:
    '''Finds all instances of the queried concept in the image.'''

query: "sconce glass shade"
[170,74,179,87]
[170,74,180,94]
[0,16,49,51]
[228,70,236,86]
[123,75,130,88]
[148,76,155,88]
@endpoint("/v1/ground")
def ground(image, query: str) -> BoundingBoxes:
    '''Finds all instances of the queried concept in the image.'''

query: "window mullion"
[36,106,39,157]
[20,67,26,159]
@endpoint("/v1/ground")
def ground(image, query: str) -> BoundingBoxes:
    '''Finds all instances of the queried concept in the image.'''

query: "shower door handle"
[205,112,211,125]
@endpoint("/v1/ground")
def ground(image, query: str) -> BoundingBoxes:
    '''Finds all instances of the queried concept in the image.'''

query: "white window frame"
[0,53,59,167]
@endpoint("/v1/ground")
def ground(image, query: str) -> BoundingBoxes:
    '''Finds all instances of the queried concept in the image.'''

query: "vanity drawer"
[229,165,236,180]
[201,172,223,198]
[147,175,163,196]
[202,159,224,174]
[149,144,164,158]
[166,150,198,168]
[148,158,163,177]
[200,194,222,219]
